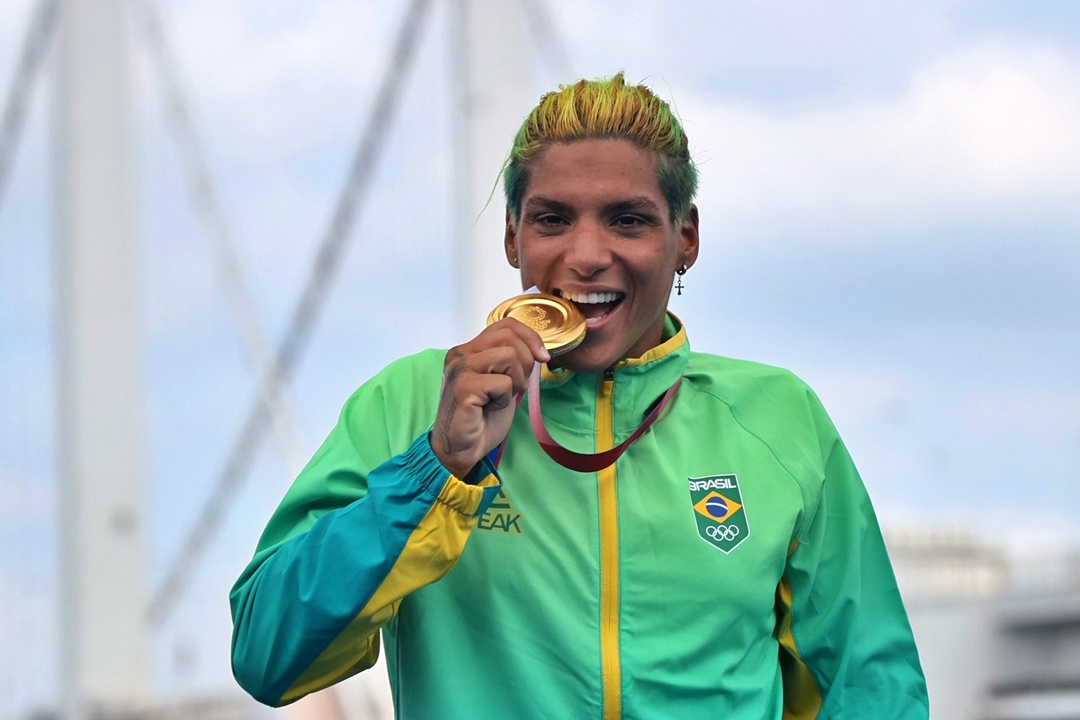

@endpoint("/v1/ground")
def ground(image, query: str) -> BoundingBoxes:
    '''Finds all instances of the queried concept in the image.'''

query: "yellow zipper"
[597,365,621,719]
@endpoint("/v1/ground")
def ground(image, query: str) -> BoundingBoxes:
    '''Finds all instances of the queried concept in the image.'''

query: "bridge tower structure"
[53,0,148,718]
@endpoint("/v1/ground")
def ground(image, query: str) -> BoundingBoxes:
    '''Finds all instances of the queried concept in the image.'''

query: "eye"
[611,213,657,233]
[528,213,569,232]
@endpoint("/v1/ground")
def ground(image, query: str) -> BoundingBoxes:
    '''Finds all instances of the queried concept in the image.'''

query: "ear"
[504,209,520,268]
[679,204,700,270]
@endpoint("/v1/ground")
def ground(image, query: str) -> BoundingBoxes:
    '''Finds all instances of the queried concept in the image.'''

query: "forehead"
[523,138,663,206]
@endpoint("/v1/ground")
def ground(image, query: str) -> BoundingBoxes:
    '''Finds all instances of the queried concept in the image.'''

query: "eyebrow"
[522,196,576,215]
[605,197,663,215]
[522,196,663,215]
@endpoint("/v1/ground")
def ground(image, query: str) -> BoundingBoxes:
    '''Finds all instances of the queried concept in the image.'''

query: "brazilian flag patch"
[688,474,750,553]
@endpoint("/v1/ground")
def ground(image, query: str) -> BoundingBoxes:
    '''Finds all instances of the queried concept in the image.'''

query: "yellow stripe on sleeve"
[279,472,498,704]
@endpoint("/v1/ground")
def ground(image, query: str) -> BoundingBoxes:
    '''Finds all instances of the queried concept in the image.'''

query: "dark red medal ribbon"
[526,361,680,472]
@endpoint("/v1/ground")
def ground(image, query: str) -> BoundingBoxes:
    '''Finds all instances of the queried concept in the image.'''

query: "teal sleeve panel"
[229,430,499,707]
[783,393,929,719]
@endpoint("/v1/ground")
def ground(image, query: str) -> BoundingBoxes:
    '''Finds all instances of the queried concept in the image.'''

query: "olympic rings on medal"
[706,524,740,542]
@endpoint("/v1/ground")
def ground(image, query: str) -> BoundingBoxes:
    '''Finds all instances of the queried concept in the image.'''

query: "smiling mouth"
[556,290,625,325]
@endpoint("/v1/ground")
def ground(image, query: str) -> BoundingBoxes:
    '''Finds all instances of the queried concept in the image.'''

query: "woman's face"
[505,138,699,374]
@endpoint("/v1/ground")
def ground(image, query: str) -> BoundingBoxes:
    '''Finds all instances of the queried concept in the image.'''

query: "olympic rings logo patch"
[705,524,740,542]
[688,475,750,554]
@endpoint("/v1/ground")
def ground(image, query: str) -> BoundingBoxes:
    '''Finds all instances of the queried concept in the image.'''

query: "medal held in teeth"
[485,290,680,473]
[487,292,587,356]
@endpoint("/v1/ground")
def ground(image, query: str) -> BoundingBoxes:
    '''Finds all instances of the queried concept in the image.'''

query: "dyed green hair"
[503,72,698,223]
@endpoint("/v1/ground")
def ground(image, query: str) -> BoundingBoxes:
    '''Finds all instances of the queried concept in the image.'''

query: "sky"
[1,0,1078,715]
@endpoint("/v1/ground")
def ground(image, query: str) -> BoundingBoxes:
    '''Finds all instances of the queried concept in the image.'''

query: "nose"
[564,220,612,278]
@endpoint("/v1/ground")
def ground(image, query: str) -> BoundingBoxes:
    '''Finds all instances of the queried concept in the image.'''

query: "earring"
[675,265,687,295]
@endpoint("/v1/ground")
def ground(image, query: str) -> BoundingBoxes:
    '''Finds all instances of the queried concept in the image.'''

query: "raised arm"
[229,386,500,705]
[230,319,548,707]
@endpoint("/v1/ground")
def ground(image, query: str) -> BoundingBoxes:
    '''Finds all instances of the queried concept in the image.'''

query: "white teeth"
[559,290,622,304]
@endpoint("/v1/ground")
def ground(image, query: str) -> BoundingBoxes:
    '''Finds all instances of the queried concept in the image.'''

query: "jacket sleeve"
[229,376,502,707]
[776,393,929,719]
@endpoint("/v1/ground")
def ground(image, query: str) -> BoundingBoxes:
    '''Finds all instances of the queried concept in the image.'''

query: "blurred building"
[891,527,1080,720]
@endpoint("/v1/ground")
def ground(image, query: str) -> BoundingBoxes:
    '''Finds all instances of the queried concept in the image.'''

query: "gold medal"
[487,292,587,356]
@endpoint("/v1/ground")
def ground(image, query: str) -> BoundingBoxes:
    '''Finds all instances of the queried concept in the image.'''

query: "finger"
[433,371,513,473]
[488,318,550,364]
[476,373,515,413]
[446,372,516,448]
[455,324,535,371]
[450,319,549,372]
[455,346,529,395]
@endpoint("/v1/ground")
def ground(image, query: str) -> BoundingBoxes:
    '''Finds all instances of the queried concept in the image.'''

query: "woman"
[231,74,928,719]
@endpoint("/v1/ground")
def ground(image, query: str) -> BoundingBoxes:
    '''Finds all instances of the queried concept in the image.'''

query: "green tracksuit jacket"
[230,318,928,719]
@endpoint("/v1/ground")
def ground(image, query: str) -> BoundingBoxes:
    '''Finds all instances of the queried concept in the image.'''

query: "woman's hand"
[432,318,550,478]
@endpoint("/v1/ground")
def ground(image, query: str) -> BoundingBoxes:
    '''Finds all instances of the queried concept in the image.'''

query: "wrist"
[428,431,477,480]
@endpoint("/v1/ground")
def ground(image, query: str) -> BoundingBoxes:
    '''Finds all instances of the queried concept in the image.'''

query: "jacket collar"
[538,313,689,438]
[540,313,688,383]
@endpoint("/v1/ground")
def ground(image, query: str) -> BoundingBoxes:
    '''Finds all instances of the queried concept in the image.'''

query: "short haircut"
[503,72,698,223]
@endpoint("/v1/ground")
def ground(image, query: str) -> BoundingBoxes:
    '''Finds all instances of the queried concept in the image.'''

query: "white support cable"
[130,0,307,476]
[0,0,58,215]
[145,0,434,628]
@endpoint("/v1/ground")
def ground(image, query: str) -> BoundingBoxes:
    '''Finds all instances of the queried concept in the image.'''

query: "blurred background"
[1,0,1078,718]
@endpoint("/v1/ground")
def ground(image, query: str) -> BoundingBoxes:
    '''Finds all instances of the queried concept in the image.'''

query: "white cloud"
[963,384,1080,434]
[686,43,1080,244]
[904,46,1080,189]
[553,0,962,88]
[143,0,397,160]
[802,370,903,422]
